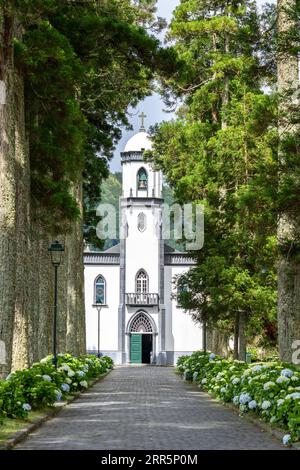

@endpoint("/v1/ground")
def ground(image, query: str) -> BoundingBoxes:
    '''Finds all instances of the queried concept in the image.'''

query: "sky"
[110,0,274,172]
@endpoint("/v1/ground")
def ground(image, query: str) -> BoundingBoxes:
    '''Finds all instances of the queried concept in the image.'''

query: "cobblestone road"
[16,366,284,450]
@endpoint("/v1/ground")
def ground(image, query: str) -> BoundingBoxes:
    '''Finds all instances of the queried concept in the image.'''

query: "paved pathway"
[16,366,284,450]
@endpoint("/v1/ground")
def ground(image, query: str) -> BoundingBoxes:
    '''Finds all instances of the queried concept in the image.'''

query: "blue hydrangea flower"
[276,376,289,384]
[239,393,252,405]
[61,383,70,393]
[55,390,62,401]
[209,353,216,361]
[77,371,85,377]
[281,369,293,378]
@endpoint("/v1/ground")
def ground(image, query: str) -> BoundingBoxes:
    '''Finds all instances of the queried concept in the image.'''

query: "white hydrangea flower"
[277,399,284,406]
[291,375,298,382]
[261,400,271,410]
[42,374,52,382]
[283,434,291,446]
[270,416,276,423]
[67,369,75,377]
[201,378,207,385]
[61,383,70,393]
[77,370,85,377]
[233,396,239,405]
[22,403,31,411]
[263,381,275,390]
[248,400,257,410]
[289,392,300,399]
[232,377,240,385]
[220,387,227,394]
[65,378,72,384]
[243,369,252,377]
[80,380,88,388]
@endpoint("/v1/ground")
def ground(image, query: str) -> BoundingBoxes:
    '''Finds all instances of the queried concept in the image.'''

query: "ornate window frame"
[135,269,149,293]
[137,167,148,190]
[94,274,107,305]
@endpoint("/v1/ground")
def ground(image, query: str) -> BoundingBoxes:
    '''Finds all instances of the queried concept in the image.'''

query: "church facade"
[84,123,202,365]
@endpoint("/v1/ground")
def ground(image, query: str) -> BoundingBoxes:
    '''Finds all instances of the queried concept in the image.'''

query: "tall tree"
[1,0,176,373]
[148,0,278,358]
[277,0,300,361]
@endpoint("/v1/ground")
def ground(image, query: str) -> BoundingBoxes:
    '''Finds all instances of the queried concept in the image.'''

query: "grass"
[0,409,51,446]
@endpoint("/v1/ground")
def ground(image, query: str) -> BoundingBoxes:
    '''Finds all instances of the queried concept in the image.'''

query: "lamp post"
[48,240,64,368]
[93,304,102,358]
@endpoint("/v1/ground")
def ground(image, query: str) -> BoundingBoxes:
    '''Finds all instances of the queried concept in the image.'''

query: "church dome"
[124,131,152,152]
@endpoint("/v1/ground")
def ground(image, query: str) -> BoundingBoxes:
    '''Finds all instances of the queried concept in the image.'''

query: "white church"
[84,118,202,365]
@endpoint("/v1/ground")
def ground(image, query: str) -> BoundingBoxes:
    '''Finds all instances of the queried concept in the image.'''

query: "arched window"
[136,270,148,293]
[137,167,148,190]
[94,275,106,305]
[138,212,147,232]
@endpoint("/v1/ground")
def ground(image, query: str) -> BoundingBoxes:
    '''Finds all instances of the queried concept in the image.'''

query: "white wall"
[84,265,120,352]
[125,204,161,294]
[165,266,202,354]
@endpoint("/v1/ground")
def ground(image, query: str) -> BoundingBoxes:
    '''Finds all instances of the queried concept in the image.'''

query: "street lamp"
[93,304,102,358]
[48,240,64,368]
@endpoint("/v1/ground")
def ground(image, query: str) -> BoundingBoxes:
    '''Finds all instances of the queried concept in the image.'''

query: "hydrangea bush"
[177,351,300,444]
[0,354,113,423]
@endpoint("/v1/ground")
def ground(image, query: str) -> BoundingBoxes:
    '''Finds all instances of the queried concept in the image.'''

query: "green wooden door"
[130,334,142,363]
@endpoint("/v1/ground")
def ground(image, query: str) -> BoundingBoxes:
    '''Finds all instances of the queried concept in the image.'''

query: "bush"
[0,354,113,423]
[177,351,300,443]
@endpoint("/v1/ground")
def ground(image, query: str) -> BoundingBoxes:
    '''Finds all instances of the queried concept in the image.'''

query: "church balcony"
[125,293,159,306]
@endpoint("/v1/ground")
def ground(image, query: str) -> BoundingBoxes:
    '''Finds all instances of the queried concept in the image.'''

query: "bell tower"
[118,115,166,364]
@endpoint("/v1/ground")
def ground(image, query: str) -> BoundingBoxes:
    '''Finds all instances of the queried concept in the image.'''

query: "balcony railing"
[126,293,159,306]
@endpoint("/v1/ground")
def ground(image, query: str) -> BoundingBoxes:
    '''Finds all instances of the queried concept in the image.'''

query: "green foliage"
[0,353,113,423]
[178,351,300,442]
[7,0,178,234]
[147,0,279,345]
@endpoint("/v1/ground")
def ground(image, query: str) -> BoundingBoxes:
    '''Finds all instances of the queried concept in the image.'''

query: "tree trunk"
[238,311,246,361]
[66,182,86,355]
[277,0,300,362]
[233,311,239,359]
[0,12,16,376]
[11,68,31,371]
[207,327,228,356]
[202,314,207,353]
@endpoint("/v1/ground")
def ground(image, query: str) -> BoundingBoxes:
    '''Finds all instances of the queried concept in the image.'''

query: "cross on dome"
[139,111,147,131]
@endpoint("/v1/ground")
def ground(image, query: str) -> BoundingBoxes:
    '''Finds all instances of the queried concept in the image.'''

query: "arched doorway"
[128,312,155,364]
